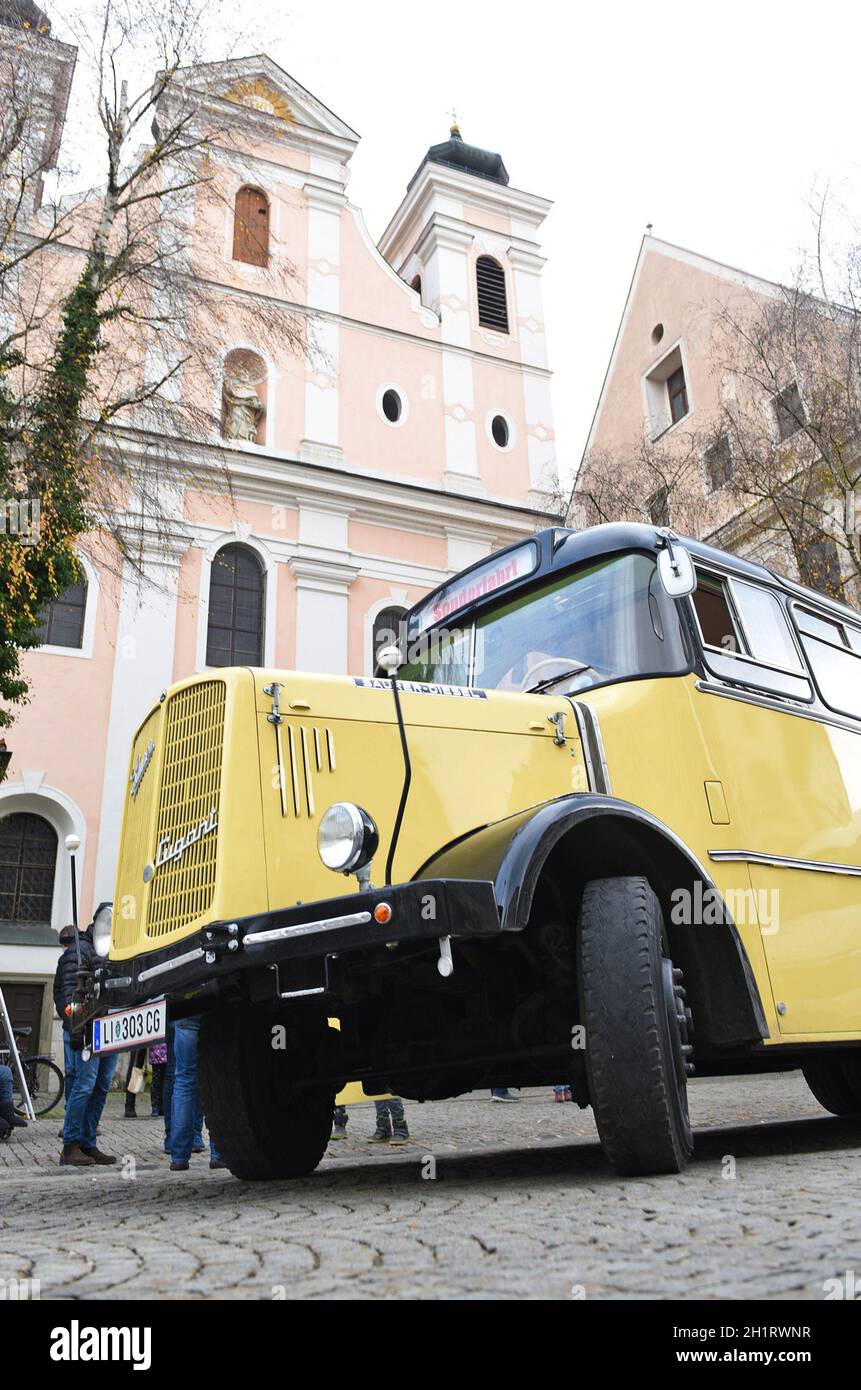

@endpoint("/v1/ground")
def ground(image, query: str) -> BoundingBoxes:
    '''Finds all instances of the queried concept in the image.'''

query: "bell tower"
[0,1,76,216]
[379,124,556,507]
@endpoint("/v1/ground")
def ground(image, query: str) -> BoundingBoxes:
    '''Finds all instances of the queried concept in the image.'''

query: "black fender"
[416,794,769,1050]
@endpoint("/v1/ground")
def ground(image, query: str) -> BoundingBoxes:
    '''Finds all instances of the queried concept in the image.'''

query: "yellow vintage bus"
[82,523,861,1178]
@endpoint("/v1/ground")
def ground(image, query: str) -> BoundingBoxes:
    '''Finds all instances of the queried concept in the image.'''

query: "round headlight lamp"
[92,902,113,959]
[317,802,379,874]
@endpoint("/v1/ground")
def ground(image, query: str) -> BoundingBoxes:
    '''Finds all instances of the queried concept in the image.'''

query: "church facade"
[0,20,558,1049]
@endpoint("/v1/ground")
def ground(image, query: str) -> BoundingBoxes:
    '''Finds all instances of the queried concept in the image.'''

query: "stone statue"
[222,369,264,442]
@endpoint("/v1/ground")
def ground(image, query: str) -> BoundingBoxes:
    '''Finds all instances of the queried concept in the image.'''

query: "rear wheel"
[199,1006,336,1181]
[577,875,694,1176]
[802,1055,861,1116]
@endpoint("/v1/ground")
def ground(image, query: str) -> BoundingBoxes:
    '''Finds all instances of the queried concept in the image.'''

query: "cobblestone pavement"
[1,1072,858,1300]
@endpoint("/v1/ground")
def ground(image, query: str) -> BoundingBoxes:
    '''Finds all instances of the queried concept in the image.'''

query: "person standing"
[53,913,118,1167]
[368,1096,410,1145]
[149,1040,167,1117]
[54,925,80,1138]
[490,1088,519,1102]
[168,1016,225,1171]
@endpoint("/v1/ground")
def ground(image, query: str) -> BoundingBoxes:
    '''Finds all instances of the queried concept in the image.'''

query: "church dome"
[0,0,51,32]
[408,125,509,190]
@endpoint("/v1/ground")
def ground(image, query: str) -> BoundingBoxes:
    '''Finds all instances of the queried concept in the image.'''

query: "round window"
[491,414,510,449]
[382,389,402,424]
[651,323,664,346]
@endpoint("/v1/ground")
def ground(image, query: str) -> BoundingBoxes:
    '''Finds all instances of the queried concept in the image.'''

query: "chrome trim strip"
[570,700,611,794]
[243,910,373,946]
[569,701,595,791]
[695,679,861,736]
[138,946,206,983]
[709,849,861,878]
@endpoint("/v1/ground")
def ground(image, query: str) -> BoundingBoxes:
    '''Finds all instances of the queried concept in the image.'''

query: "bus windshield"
[399,552,688,693]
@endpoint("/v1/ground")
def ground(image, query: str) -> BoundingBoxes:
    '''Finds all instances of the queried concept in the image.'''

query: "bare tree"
[0,0,305,724]
[701,200,861,602]
[571,429,718,540]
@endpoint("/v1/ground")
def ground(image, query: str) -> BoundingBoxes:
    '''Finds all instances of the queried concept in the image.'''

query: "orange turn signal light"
[373,902,393,925]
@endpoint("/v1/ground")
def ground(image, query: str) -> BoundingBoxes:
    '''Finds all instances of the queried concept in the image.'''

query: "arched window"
[35,576,87,648]
[0,812,57,925]
[411,273,422,299]
[205,544,266,667]
[476,255,508,333]
[372,605,407,674]
[232,186,270,267]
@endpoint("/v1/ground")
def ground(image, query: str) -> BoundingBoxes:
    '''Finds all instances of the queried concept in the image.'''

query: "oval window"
[491,414,510,449]
[382,389,402,424]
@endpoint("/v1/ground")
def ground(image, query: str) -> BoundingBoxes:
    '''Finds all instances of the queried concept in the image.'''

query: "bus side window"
[692,574,744,654]
[795,607,861,719]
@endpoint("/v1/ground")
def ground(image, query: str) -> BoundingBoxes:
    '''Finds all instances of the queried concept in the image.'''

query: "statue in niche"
[222,368,264,442]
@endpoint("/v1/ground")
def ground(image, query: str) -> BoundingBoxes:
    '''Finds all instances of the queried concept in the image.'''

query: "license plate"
[92,1001,167,1055]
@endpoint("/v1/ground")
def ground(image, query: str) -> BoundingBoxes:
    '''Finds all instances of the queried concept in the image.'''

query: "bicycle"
[0,1026,65,1118]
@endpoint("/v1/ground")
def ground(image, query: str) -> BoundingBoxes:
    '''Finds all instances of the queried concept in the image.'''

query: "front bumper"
[87,878,501,1019]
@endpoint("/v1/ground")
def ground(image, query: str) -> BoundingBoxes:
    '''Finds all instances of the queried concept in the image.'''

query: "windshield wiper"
[526,664,593,694]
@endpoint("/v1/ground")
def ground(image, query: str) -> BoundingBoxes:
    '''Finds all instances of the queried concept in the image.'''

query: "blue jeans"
[170,1017,217,1164]
[62,1033,80,1137]
[0,1064,12,1107]
[64,1051,117,1148]
[163,1022,204,1153]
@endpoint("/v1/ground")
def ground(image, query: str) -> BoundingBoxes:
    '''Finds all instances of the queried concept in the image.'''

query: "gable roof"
[577,234,786,479]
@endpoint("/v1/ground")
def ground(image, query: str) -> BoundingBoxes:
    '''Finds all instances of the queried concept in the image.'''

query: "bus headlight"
[317,803,379,874]
[92,902,113,958]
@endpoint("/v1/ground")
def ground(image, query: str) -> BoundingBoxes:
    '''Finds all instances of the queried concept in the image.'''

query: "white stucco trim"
[195,530,277,672]
[0,781,88,932]
[375,382,410,428]
[33,550,100,660]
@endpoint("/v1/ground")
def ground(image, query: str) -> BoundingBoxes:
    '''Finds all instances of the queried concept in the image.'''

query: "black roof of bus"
[406,523,861,633]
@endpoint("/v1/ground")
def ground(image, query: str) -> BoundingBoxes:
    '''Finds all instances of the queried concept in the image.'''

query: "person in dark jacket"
[52,912,117,1168]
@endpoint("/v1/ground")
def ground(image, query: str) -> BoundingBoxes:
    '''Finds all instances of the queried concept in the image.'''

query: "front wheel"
[199,1006,336,1181]
[577,875,694,1176]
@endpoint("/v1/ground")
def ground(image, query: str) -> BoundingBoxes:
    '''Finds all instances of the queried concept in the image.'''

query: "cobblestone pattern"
[1,1074,858,1300]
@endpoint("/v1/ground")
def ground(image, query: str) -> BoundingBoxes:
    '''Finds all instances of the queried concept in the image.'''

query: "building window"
[647,485,670,528]
[232,186,270,267]
[373,606,407,674]
[491,415,510,449]
[382,389,402,424]
[205,544,265,667]
[35,577,87,648]
[667,366,689,425]
[774,382,805,442]
[476,255,509,332]
[0,812,57,925]
[703,433,734,491]
[798,536,842,596]
[410,274,422,298]
[643,343,690,439]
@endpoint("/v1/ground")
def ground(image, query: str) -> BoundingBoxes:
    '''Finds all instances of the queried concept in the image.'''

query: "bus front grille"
[146,680,225,940]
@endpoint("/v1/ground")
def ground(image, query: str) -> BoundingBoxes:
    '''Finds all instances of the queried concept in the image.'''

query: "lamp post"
[64,833,82,966]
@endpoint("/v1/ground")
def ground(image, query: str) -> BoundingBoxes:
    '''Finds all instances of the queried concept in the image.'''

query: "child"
[369,1096,410,1145]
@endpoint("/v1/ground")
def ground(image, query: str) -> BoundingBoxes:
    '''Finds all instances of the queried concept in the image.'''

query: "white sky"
[54,0,861,491]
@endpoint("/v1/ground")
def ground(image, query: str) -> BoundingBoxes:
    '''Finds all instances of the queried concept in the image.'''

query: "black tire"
[199,1007,336,1181]
[13,1058,64,1117]
[802,1056,861,1116]
[577,875,694,1176]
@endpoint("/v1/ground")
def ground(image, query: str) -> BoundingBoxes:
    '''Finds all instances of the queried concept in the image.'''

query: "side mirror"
[657,541,697,598]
